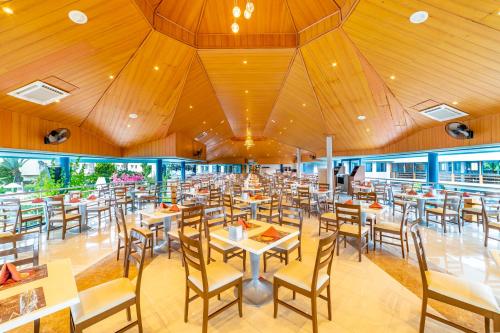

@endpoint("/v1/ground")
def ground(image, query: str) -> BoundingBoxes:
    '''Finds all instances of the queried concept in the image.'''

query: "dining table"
[139,206,185,254]
[0,259,79,333]
[233,195,271,219]
[210,219,299,306]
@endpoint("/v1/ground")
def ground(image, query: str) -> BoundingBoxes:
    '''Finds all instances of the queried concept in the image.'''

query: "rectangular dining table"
[233,196,271,219]
[210,220,299,306]
[139,206,185,254]
[0,259,79,333]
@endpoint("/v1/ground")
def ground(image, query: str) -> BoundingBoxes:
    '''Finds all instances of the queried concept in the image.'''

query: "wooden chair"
[179,231,243,333]
[295,187,318,218]
[256,193,280,223]
[207,188,222,208]
[167,205,203,259]
[336,203,369,262]
[373,202,411,258]
[273,231,337,333]
[0,200,21,235]
[1,198,43,233]
[410,224,499,332]
[319,201,337,235]
[86,194,111,229]
[223,194,248,223]
[70,228,149,333]
[135,185,159,210]
[263,206,303,272]
[204,207,246,271]
[426,191,462,233]
[113,186,133,214]
[45,196,81,240]
[114,204,153,261]
[482,197,500,247]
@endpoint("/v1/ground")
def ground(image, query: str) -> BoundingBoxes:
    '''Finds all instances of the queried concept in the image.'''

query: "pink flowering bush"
[111,172,144,184]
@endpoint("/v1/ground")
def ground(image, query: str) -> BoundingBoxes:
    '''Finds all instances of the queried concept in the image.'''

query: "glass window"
[483,161,500,174]
[365,163,373,172]
[414,163,427,173]
[464,161,479,174]
[439,162,452,172]
[376,162,386,172]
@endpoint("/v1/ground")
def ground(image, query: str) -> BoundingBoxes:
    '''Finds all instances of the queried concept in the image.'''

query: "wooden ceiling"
[1,0,499,162]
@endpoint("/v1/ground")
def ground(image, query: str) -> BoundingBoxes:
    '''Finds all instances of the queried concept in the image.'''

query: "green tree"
[94,162,116,180]
[69,158,87,187]
[0,158,27,184]
[140,163,152,181]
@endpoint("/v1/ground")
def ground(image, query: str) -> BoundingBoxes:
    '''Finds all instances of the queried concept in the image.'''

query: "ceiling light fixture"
[244,122,255,149]
[68,10,88,24]
[409,11,429,24]
[231,0,254,33]
[2,7,13,15]
[129,113,138,119]
[390,75,396,80]
[357,115,366,120]
[452,101,458,105]
[54,99,60,103]
[245,90,249,94]
[108,75,114,79]
[331,62,337,67]
[154,65,159,71]
[231,20,239,33]
[127,124,131,128]
[189,105,193,109]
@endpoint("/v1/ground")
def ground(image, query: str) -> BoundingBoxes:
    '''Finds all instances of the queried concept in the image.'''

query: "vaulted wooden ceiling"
[0,0,499,162]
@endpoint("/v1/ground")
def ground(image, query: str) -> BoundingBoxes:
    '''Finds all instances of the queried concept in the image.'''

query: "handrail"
[365,176,500,193]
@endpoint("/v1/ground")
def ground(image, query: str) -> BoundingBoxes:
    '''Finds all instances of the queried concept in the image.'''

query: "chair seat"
[374,222,402,233]
[224,208,247,217]
[87,205,110,212]
[209,239,236,251]
[117,198,133,204]
[321,212,336,220]
[339,223,369,236]
[274,260,329,292]
[141,218,164,227]
[274,238,300,251]
[488,221,500,229]
[70,278,136,325]
[462,207,482,214]
[188,262,242,292]
[21,214,43,222]
[233,203,250,210]
[50,213,81,222]
[0,231,13,238]
[426,207,458,215]
[259,204,271,210]
[168,227,199,239]
[118,227,153,241]
[426,271,500,313]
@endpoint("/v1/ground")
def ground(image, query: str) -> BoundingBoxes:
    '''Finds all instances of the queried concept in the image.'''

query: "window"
[365,163,373,172]
[376,162,386,172]
[483,161,500,174]
[464,161,480,174]
[439,162,452,172]
[414,163,427,173]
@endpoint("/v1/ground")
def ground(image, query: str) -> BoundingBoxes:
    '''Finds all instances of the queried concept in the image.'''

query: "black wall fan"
[445,122,473,140]
[44,128,71,145]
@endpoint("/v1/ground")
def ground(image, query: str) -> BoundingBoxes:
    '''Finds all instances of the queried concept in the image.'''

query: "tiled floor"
[13,206,500,332]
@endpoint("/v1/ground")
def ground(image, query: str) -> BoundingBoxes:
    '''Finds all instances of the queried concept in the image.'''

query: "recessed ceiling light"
[245,90,249,94]
[331,62,337,67]
[154,66,159,71]
[220,120,225,124]
[271,119,276,123]
[54,99,60,103]
[189,105,193,109]
[390,75,396,80]
[127,124,131,128]
[366,128,370,132]
[452,101,458,105]
[129,113,138,119]
[409,11,429,24]
[279,131,282,134]
[202,121,206,125]
[283,127,287,130]
[108,75,114,79]
[302,103,306,107]
[357,115,366,120]
[243,60,247,64]
[209,128,213,131]
[2,7,14,15]
[290,119,293,123]
[68,10,88,24]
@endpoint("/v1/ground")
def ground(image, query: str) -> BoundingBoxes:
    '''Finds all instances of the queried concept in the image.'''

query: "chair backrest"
[180,205,204,232]
[399,202,411,233]
[410,224,428,290]
[297,187,310,206]
[232,184,242,197]
[356,191,377,203]
[45,195,67,220]
[113,187,128,201]
[443,191,462,214]
[280,205,303,239]
[0,199,21,233]
[209,188,222,206]
[0,231,40,268]
[318,183,329,191]
[335,203,362,234]
[124,228,149,296]
[203,207,226,240]
[311,231,337,292]
[179,230,208,292]
[114,204,128,242]
[68,191,81,199]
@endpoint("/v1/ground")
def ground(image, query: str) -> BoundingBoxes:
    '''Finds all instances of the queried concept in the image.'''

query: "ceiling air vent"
[194,131,208,141]
[7,81,70,105]
[419,104,468,122]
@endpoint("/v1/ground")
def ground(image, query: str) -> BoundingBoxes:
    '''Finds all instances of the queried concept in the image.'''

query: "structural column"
[296,148,301,178]
[326,136,333,196]
[59,157,70,188]
[156,159,163,184]
[181,161,186,181]
[280,164,284,173]
[427,152,439,185]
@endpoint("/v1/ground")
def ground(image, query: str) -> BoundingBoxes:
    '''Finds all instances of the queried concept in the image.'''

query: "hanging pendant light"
[233,0,241,18]
[244,9,251,19]
[246,0,254,13]
[231,21,239,33]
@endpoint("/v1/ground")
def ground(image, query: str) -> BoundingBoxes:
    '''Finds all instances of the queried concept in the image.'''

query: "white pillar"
[326,136,333,196]
[296,148,302,178]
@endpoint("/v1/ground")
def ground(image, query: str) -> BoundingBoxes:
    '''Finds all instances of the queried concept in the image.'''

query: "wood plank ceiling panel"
[264,52,327,153]
[343,0,500,127]
[301,29,406,151]
[156,0,206,32]
[82,31,195,147]
[168,54,234,148]
[198,48,295,137]
[0,0,150,125]
[285,0,339,31]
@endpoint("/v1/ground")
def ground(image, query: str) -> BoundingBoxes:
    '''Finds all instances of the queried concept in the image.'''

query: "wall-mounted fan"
[445,122,473,140]
[309,154,317,160]
[44,128,71,145]
[193,148,203,158]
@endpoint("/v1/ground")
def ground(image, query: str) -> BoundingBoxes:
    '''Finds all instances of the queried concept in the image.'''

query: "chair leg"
[311,295,318,333]
[62,222,67,240]
[484,317,490,333]
[202,298,209,333]
[184,285,189,323]
[358,237,362,262]
[117,238,121,261]
[419,296,427,333]
[400,235,405,259]
[136,300,143,333]
[238,279,243,318]
[273,282,279,318]
[126,306,131,321]
[242,250,246,272]
[263,252,267,273]
[326,284,332,321]
[34,318,40,333]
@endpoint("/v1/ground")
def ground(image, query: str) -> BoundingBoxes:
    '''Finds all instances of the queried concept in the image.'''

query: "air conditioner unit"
[419,104,468,122]
[7,81,70,105]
